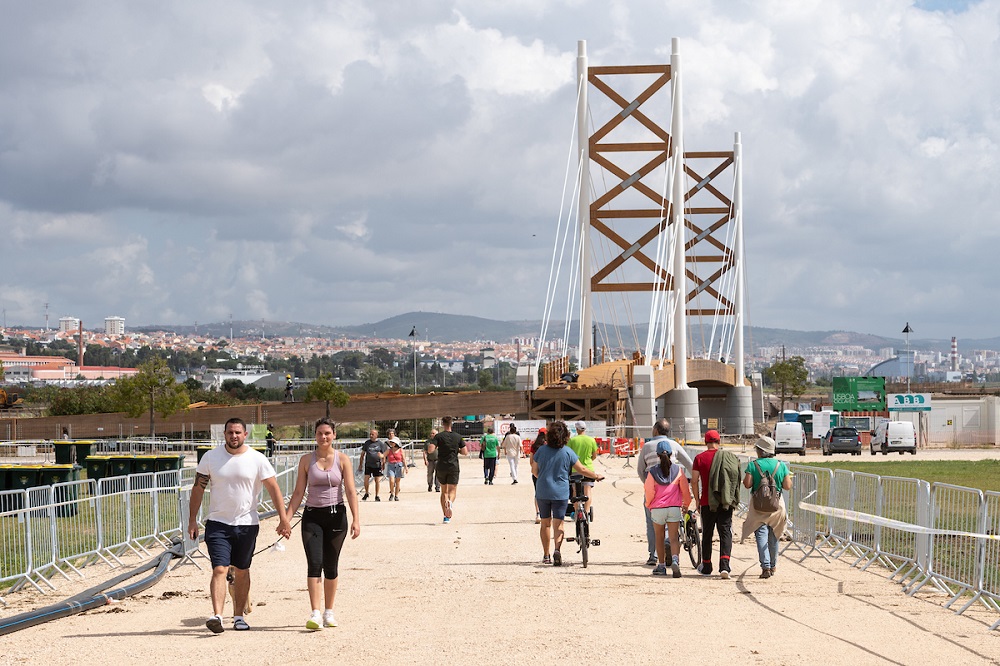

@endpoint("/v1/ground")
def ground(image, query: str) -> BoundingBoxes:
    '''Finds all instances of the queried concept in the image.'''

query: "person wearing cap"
[566,421,599,517]
[644,440,695,577]
[740,436,793,579]
[690,429,741,578]
[384,430,406,501]
[637,419,693,566]
[284,374,295,402]
[479,426,500,485]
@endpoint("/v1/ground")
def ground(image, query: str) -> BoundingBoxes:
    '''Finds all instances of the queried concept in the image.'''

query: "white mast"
[577,40,592,368]
[670,38,687,387]
[733,131,745,386]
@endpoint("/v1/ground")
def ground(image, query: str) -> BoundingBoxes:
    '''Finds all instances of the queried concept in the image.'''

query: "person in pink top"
[644,440,695,577]
[286,418,361,631]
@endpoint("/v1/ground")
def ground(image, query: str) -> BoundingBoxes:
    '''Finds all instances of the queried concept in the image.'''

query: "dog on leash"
[226,567,253,615]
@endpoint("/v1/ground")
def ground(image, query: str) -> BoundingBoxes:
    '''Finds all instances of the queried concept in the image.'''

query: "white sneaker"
[306,612,322,631]
[323,610,338,627]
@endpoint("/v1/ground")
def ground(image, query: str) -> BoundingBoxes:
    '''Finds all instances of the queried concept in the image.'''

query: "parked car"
[822,427,861,456]
[870,420,917,455]
[773,421,807,456]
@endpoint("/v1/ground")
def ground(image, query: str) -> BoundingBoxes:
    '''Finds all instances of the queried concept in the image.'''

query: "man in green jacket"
[480,427,500,485]
[690,430,740,579]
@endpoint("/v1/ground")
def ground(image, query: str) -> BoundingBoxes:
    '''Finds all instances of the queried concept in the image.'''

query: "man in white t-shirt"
[188,417,292,634]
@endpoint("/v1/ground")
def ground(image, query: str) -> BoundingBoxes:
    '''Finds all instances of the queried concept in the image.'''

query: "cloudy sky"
[1,0,996,341]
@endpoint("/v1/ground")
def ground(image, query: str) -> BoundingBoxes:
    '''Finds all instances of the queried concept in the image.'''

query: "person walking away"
[423,429,440,492]
[427,416,468,523]
[357,429,387,501]
[690,429,740,579]
[529,428,547,524]
[187,417,292,633]
[531,421,604,566]
[501,424,522,484]
[566,421,599,518]
[740,436,793,579]
[637,419,693,566]
[265,424,277,458]
[644,442,695,577]
[480,427,500,485]
[384,436,406,501]
[285,419,361,630]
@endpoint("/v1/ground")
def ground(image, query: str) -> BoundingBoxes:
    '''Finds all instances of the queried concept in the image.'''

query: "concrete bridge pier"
[631,365,656,438]
[659,387,701,443]
[725,385,755,435]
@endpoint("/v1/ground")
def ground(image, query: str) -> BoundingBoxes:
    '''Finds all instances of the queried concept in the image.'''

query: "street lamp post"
[409,326,418,447]
[902,322,913,394]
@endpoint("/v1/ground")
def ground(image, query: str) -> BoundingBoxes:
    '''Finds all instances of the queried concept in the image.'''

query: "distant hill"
[132,313,1000,353]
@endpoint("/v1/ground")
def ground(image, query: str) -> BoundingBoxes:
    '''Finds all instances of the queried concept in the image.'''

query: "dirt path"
[3,456,999,665]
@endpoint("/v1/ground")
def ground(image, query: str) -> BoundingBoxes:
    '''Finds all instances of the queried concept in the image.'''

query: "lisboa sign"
[887,393,932,412]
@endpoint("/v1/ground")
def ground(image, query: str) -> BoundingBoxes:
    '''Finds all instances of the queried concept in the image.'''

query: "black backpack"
[752,460,782,513]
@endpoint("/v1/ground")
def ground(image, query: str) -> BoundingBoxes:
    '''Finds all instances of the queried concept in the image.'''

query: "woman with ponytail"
[643,440,694,578]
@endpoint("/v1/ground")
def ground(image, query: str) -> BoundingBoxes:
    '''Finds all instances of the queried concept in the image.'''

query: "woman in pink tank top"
[286,418,361,630]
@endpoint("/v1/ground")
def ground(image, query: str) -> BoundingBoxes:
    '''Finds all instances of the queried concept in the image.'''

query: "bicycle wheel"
[577,515,589,568]
[685,516,702,569]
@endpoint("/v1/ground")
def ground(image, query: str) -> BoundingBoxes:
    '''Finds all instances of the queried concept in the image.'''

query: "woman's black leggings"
[301,505,348,579]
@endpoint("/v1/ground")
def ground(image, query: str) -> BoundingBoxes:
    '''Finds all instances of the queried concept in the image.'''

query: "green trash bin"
[85,456,111,482]
[53,441,75,464]
[154,455,185,472]
[133,455,158,474]
[5,466,40,512]
[0,465,10,492]
[109,456,134,478]
[37,465,79,517]
[196,446,213,464]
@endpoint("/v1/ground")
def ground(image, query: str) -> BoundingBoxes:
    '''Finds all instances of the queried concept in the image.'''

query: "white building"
[58,316,80,333]
[104,316,125,336]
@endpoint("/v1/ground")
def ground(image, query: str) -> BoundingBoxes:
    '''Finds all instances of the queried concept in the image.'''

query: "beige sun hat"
[755,435,776,455]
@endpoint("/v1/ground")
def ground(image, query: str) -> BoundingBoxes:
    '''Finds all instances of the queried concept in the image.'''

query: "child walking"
[644,441,695,577]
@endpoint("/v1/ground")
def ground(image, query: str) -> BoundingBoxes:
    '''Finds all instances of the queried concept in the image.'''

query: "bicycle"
[679,509,702,569]
[564,474,600,567]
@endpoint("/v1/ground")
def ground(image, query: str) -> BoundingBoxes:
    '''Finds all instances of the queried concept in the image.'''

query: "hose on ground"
[0,541,183,636]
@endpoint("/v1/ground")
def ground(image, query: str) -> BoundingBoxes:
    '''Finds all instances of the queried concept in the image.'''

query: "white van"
[773,421,806,456]
[870,420,916,455]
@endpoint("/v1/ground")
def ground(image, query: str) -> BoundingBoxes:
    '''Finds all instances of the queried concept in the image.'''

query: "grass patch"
[799,460,1000,493]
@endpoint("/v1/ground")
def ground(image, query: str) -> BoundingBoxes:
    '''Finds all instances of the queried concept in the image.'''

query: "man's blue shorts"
[204,520,260,570]
[537,498,569,521]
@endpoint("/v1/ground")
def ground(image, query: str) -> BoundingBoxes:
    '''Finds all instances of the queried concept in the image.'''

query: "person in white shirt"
[188,417,292,634]
[501,424,523,484]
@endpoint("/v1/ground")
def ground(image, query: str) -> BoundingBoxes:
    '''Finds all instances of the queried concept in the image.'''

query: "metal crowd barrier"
[0,458,300,607]
[785,465,1000,631]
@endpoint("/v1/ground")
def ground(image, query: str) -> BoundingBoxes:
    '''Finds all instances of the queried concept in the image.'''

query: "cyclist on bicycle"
[532,421,604,566]
[644,441,695,577]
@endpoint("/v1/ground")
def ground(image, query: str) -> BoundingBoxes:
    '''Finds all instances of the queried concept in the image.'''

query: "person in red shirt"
[690,429,738,578]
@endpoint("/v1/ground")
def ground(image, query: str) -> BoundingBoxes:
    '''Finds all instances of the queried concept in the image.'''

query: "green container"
[0,465,10,492]
[85,456,111,482]
[37,465,80,517]
[0,465,22,512]
[154,455,185,472]
[9,465,40,490]
[196,446,214,464]
[133,456,158,474]
[109,456,134,477]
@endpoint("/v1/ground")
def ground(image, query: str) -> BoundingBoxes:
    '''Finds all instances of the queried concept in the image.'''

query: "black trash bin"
[85,456,111,482]
[154,455,185,472]
[109,456,134,478]
[37,465,79,517]
[4,466,40,512]
[133,455,158,474]
[53,441,75,464]
[196,446,213,464]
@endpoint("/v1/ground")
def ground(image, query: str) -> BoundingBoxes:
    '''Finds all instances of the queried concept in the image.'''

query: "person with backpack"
[644,440,695,577]
[740,436,793,579]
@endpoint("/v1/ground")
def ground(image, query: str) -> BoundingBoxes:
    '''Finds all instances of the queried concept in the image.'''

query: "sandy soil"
[3,454,999,665]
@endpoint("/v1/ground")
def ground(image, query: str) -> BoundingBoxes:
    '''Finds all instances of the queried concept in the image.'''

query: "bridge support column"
[725,385,754,436]
[659,387,700,444]
[630,365,656,437]
[516,366,539,391]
